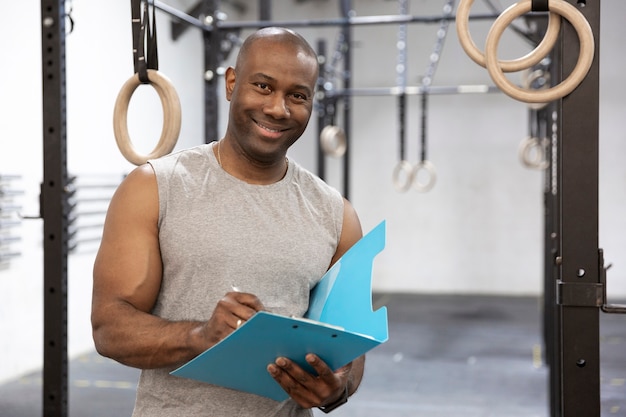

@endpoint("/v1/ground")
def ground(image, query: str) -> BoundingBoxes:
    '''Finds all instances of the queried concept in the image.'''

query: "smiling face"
[223,28,319,166]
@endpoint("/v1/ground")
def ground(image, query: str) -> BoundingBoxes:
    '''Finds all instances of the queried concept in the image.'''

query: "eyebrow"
[251,72,313,98]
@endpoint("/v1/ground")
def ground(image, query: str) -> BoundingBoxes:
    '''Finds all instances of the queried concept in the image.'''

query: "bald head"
[235,27,318,69]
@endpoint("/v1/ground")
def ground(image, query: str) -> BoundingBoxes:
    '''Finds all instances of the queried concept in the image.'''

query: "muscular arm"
[91,165,262,369]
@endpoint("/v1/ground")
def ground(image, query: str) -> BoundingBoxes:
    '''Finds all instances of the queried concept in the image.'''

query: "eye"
[290,92,309,103]
[255,82,271,92]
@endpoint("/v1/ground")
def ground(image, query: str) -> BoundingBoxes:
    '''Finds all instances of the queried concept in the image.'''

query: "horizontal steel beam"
[320,85,500,98]
[151,0,500,32]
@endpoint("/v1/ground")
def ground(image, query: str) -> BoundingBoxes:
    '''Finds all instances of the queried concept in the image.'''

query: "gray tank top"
[132,143,344,417]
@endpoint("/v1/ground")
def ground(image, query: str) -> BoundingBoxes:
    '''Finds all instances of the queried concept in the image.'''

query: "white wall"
[0,0,204,384]
[1,0,625,384]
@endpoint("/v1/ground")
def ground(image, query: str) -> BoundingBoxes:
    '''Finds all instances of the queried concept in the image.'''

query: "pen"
[232,285,243,328]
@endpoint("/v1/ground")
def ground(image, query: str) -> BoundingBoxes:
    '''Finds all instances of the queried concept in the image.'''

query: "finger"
[305,354,345,383]
[218,292,265,325]
[304,354,350,406]
[267,358,318,407]
[229,291,266,315]
[267,362,302,398]
[275,357,315,386]
[226,307,251,330]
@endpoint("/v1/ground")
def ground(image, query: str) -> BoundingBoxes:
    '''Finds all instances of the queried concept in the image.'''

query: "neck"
[214,139,289,185]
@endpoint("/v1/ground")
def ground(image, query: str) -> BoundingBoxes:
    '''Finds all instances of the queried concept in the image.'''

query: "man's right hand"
[200,291,266,346]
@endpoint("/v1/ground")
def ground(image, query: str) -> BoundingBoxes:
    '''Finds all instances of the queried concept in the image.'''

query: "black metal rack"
[40,0,70,416]
[541,2,621,416]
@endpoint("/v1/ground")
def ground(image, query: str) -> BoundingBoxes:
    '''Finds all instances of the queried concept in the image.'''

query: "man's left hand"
[267,353,350,409]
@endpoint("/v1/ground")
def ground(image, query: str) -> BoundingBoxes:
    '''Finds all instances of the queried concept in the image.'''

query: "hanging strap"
[398,94,407,161]
[419,92,428,162]
[531,0,549,12]
[131,0,159,83]
[396,0,409,162]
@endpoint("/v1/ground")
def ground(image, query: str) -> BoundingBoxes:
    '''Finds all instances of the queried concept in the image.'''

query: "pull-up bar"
[321,85,499,98]
[150,0,501,31]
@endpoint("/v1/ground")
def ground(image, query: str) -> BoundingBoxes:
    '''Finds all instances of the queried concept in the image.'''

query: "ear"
[225,67,236,101]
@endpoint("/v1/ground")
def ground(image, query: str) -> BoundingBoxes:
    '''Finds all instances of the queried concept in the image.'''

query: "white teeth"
[258,123,280,133]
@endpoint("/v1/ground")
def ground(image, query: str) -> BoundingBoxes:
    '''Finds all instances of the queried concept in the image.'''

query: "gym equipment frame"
[535,1,626,416]
[41,0,70,415]
[38,1,625,416]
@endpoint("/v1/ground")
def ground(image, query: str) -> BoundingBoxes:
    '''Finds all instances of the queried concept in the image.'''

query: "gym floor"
[1,293,624,417]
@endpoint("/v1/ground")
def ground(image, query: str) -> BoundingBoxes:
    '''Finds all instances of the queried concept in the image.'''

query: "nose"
[263,93,289,119]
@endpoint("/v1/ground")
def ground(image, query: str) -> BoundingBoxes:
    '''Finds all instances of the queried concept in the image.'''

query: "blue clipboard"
[170,220,389,401]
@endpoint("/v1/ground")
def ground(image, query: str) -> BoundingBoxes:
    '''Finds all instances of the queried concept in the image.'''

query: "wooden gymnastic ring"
[392,160,414,192]
[485,0,594,103]
[320,125,347,157]
[456,0,561,72]
[412,160,437,193]
[113,69,182,166]
[518,136,549,170]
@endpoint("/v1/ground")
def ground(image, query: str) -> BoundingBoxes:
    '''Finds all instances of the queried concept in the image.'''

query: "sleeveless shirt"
[131,143,345,417]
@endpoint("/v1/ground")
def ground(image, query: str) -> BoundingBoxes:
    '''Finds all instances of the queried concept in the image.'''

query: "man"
[91,27,365,416]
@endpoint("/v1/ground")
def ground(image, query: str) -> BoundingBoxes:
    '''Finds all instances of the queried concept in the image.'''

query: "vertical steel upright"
[203,0,220,143]
[551,1,601,416]
[40,0,69,416]
[339,0,352,200]
[316,39,328,180]
[545,40,561,415]
[259,0,271,21]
